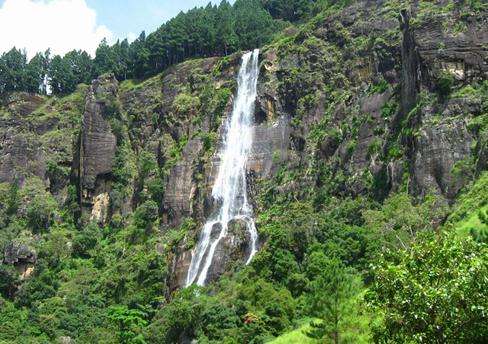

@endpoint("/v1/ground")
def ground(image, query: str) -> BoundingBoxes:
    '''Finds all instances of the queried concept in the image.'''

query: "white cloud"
[0,0,113,59]
[127,32,137,44]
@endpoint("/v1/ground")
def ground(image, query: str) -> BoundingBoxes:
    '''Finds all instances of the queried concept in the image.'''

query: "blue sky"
[85,0,232,41]
[0,0,234,58]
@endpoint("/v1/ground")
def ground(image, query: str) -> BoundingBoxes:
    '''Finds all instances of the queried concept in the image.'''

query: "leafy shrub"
[108,305,148,343]
[436,71,454,97]
[363,192,448,250]
[19,178,58,233]
[173,93,201,116]
[368,232,488,343]
[133,200,159,229]
[72,222,102,258]
[145,287,204,343]
[368,79,389,95]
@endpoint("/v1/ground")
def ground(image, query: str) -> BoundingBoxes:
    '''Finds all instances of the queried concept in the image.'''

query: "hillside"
[0,1,487,343]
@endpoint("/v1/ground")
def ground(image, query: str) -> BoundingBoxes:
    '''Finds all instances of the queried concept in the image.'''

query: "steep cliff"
[0,1,487,343]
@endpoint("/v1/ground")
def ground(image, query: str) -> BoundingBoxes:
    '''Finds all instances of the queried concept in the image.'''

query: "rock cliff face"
[0,89,84,198]
[0,0,487,290]
[75,75,118,221]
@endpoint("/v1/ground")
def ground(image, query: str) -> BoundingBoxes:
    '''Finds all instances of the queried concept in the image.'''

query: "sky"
[0,0,231,59]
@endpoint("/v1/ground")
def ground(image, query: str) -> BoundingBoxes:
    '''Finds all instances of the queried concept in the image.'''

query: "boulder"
[3,242,37,265]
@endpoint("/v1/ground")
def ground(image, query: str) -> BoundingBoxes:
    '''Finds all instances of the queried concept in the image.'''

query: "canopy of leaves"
[0,0,284,96]
[368,233,488,343]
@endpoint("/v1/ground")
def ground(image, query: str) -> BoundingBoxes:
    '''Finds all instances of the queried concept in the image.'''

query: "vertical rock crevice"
[398,9,421,129]
[75,74,118,224]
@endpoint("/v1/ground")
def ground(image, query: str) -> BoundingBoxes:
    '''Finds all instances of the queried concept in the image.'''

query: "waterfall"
[186,49,260,287]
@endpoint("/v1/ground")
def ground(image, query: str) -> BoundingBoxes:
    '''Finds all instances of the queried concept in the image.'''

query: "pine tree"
[0,48,28,94]
[49,55,76,95]
[93,38,116,77]
[64,50,93,85]
[216,1,238,55]
[24,51,50,94]
[306,256,360,343]
[129,32,149,79]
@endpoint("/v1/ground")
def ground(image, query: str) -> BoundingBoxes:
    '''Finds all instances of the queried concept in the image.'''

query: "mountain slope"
[0,1,487,343]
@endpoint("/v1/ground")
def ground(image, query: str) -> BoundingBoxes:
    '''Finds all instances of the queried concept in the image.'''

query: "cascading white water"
[186,49,260,287]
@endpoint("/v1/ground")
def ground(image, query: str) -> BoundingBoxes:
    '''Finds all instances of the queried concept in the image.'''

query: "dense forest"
[0,0,335,96]
[1,0,488,343]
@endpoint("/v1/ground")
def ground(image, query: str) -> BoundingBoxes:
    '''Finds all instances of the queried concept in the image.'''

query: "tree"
[145,287,204,343]
[112,39,130,80]
[368,232,488,343]
[363,193,448,250]
[19,177,58,233]
[24,50,50,94]
[108,305,148,344]
[0,0,284,94]
[234,0,277,50]
[0,47,27,94]
[64,50,93,85]
[49,55,76,95]
[261,0,314,22]
[216,1,238,55]
[128,32,149,79]
[305,251,362,343]
[93,38,116,77]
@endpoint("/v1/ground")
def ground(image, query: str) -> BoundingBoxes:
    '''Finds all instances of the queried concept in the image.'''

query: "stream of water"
[186,49,260,286]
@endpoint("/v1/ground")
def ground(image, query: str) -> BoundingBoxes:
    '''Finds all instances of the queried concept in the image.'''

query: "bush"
[363,192,448,250]
[436,71,454,97]
[16,178,58,233]
[145,287,204,343]
[368,232,488,343]
[72,222,102,258]
[107,305,148,343]
[173,93,201,116]
[133,200,159,229]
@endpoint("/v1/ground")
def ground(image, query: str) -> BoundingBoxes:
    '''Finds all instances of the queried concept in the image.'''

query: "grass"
[266,319,318,344]
[447,172,488,237]
[454,204,488,237]
[119,73,162,93]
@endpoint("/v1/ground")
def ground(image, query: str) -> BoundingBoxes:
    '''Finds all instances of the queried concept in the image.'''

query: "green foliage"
[1,2,487,343]
[111,140,137,212]
[367,138,382,158]
[133,200,159,230]
[363,192,448,250]
[261,0,315,22]
[1,0,282,96]
[305,255,366,343]
[368,232,488,343]
[368,79,389,95]
[267,318,317,343]
[145,286,205,343]
[137,150,158,181]
[447,172,488,242]
[108,305,148,343]
[0,48,30,94]
[72,222,102,258]
[103,97,122,119]
[0,297,32,341]
[19,177,58,233]
[380,100,397,119]
[435,71,454,97]
[173,93,201,116]
[0,264,19,299]
[49,50,92,94]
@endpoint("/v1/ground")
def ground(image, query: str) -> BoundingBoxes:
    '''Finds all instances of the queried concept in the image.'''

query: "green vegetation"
[368,232,488,343]
[267,319,317,343]
[0,0,281,95]
[1,0,488,343]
